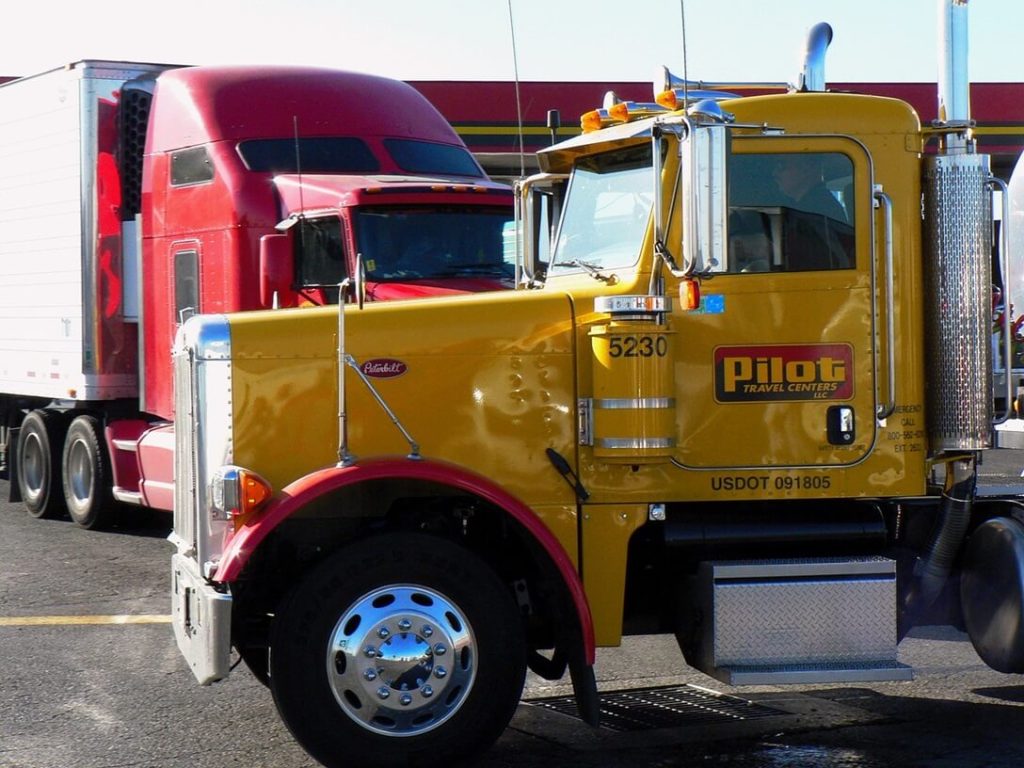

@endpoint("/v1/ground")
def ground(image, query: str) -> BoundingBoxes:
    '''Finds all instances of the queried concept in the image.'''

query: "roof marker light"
[581,108,611,133]
[679,278,701,311]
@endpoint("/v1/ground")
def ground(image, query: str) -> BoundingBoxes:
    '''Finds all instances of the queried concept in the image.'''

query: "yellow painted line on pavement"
[0,614,172,626]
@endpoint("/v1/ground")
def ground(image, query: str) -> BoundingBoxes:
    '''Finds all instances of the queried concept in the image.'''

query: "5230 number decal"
[609,335,669,358]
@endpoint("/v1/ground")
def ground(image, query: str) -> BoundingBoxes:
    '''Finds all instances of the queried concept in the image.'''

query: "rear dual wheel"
[17,410,68,519]
[17,410,114,529]
[269,532,526,768]
[61,415,115,529]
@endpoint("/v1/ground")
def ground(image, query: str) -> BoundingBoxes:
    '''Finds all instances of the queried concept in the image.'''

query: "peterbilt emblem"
[361,358,407,378]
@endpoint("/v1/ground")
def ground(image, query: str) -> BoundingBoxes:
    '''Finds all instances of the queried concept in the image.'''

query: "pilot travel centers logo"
[714,343,854,402]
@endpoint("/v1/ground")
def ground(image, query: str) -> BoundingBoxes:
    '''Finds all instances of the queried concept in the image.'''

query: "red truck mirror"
[259,233,294,307]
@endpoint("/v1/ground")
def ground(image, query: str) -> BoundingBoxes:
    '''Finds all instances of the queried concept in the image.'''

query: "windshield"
[549,145,654,277]
[354,207,515,282]
[237,137,379,173]
[383,139,484,178]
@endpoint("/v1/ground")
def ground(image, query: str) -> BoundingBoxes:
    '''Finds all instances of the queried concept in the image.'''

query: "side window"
[173,249,199,323]
[294,216,347,289]
[728,153,855,273]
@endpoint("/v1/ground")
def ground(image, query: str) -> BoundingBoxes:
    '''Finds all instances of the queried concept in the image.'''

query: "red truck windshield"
[354,207,514,282]
[289,206,515,298]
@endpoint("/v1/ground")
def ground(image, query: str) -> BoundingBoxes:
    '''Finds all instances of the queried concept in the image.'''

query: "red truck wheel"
[17,410,69,519]
[269,532,526,768]
[62,415,115,530]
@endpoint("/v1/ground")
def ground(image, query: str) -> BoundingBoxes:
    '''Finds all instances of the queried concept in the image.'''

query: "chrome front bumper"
[172,552,232,685]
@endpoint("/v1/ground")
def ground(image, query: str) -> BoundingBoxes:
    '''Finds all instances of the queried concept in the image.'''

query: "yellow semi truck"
[171,3,1024,766]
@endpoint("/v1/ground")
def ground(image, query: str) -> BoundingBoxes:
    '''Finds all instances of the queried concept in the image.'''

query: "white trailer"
[0,62,167,405]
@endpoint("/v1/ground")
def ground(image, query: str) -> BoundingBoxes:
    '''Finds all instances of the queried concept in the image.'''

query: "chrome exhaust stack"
[937,0,971,153]
[796,22,833,92]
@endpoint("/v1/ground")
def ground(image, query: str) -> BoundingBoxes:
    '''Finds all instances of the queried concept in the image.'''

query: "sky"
[3,0,1022,85]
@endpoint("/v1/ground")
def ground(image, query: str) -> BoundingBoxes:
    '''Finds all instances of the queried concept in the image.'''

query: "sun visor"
[271,175,360,218]
[538,117,658,174]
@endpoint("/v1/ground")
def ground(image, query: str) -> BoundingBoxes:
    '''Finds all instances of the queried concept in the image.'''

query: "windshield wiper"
[552,259,616,283]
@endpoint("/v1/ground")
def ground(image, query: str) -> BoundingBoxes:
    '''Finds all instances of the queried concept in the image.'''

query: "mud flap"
[6,427,21,502]
[569,651,600,727]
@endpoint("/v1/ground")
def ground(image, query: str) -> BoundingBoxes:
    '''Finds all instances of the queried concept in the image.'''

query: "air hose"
[901,454,976,629]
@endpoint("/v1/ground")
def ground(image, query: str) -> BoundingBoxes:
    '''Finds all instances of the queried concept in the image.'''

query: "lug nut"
[363,646,377,658]
[433,643,447,656]
[364,669,377,681]
[377,687,390,700]
[400,694,413,706]
[378,627,391,639]
[434,666,447,679]
[398,619,412,631]
[422,685,434,698]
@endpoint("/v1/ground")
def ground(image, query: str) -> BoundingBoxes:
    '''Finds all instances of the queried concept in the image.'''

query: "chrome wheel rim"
[66,437,93,506]
[21,431,45,503]
[326,584,476,736]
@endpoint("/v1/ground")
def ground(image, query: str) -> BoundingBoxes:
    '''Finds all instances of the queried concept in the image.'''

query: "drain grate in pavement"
[527,684,787,732]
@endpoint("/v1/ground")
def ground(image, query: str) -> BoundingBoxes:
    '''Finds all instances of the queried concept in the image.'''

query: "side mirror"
[680,121,729,274]
[259,233,293,307]
[516,173,568,286]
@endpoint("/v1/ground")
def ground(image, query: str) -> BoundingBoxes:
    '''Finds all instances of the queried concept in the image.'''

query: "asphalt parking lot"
[3,457,1024,767]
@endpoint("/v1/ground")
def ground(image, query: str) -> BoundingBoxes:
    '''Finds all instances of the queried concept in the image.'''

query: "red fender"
[213,457,595,663]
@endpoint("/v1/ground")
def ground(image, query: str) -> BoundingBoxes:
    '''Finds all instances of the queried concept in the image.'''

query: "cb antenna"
[293,115,312,304]
[680,1,689,108]
[293,115,305,210]
[507,0,526,177]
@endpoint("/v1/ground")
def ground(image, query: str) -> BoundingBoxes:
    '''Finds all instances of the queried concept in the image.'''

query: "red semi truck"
[0,60,513,529]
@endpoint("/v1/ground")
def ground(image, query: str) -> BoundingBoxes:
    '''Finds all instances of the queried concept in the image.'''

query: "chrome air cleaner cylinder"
[922,153,993,451]
[589,296,676,463]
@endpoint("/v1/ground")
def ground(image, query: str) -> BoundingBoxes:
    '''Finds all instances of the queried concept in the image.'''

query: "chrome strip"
[597,437,676,450]
[594,397,675,410]
[79,73,97,375]
[873,188,896,420]
[112,488,143,505]
[594,295,672,315]
[991,176,1013,424]
[578,398,593,446]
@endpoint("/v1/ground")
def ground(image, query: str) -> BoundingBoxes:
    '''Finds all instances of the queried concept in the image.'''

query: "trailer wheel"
[16,410,68,519]
[269,532,526,768]
[62,415,114,530]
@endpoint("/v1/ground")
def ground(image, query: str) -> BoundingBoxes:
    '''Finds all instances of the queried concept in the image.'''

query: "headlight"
[210,465,272,522]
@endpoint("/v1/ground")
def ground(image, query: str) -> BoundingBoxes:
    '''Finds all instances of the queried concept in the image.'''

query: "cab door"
[675,136,878,470]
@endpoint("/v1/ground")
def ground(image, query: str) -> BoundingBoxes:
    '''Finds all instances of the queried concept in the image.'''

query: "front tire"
[62,415,115,529]
[269,532,526,768]
[16,409,68,519]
